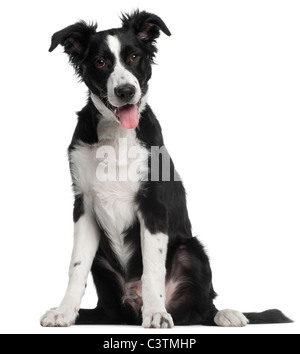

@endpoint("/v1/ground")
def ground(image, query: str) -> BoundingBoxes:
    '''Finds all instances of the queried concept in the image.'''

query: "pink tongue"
[117,105,139,129]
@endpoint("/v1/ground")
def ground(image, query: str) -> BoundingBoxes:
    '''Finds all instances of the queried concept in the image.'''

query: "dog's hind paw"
[214,309,249,327]
[142,311,174,329]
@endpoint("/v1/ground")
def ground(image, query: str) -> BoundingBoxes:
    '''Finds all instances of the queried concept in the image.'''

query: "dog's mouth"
[103,98,141,130]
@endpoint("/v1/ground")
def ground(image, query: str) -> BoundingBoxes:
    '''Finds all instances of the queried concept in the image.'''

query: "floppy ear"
[49,21,97,65]
[121,10,171,43]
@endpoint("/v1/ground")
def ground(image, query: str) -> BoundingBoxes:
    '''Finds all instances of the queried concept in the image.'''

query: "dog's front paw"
[40,306,79,327]
[142,311,174,329]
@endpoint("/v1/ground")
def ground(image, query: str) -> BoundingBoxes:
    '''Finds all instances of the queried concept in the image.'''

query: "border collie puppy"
[41,10,291,328]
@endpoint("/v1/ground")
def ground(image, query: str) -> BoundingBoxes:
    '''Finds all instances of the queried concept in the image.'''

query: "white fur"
[138,214,174,329]
[214,309,249,327]
[106,35,142,107]
[41,210,100,327]
[69,115,148,270]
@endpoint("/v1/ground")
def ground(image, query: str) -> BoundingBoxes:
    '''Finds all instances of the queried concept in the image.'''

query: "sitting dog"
[41,10,291,328]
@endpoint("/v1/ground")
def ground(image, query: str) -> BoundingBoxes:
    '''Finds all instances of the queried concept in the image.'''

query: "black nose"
[114,84,136,102]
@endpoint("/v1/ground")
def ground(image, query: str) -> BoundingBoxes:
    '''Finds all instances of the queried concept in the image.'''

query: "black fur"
[244,310,292,325]
[50,10,292,327]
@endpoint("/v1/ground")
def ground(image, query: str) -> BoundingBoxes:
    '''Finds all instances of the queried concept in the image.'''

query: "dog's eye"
[96,59,106,69]
[130,54,140,63]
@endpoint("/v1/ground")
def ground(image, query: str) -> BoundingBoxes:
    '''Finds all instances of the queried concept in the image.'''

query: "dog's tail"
[243,309,293,324]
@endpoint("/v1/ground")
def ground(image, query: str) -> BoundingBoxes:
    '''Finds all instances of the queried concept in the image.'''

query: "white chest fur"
[69,117,149,268]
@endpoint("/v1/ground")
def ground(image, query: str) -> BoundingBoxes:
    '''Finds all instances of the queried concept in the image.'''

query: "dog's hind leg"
[214,309,249,327]
[165,238,219,326]
[167,240,290,327]
[165,240,251,327]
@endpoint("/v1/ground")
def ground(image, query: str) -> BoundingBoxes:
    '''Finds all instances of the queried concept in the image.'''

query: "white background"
[0,0,299,334]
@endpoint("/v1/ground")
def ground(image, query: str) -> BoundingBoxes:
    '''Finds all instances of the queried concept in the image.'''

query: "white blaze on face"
[106,35,142,108]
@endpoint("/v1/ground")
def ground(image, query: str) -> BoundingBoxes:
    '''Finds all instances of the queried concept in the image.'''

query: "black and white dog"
[41,10,291,328]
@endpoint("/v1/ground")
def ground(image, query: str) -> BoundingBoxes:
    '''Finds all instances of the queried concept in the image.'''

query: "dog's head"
[49,10,171,129]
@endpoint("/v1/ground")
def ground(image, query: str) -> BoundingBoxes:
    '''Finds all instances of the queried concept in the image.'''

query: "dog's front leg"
[138,213,174,329]
[41,210,100,327]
